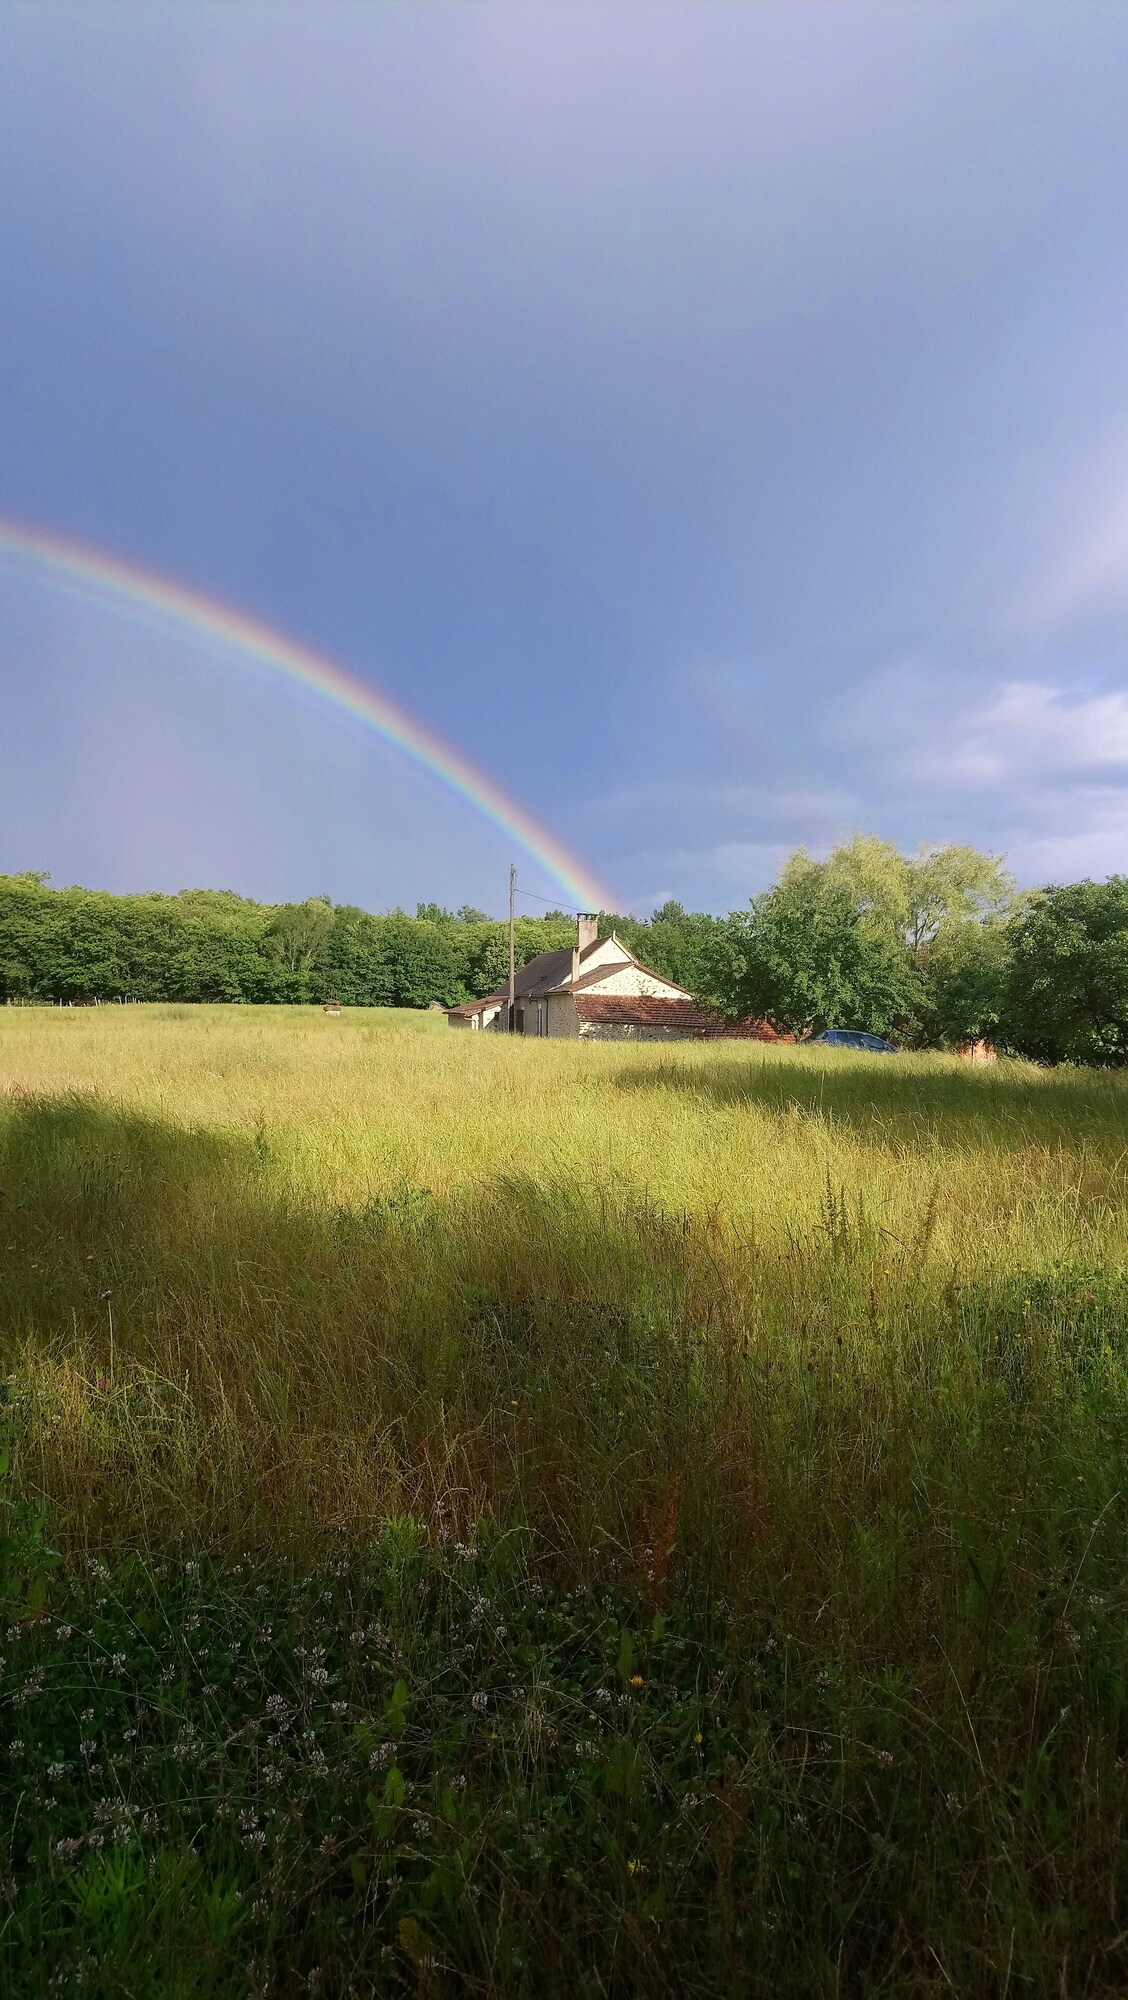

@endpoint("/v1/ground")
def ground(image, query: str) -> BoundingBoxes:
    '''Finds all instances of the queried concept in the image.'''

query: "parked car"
[811,1029,899,1054]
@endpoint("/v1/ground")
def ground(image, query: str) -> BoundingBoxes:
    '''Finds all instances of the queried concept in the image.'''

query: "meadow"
[3,1005,1128,1996]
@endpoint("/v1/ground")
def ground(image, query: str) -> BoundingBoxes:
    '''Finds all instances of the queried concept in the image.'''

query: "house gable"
[564,961,690,1000]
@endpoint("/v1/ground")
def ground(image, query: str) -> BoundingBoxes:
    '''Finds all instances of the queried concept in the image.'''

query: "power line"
[514,886,601,914]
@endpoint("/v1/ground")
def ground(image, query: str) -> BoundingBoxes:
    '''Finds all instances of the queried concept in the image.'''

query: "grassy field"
[3,1005,1128,1995]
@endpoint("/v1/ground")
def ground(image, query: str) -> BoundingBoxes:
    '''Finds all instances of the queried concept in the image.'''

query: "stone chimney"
[572,912,598,986]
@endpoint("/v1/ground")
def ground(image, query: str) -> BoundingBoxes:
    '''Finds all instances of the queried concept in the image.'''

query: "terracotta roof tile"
[574,995,785,1037]
[574,995,716,1029]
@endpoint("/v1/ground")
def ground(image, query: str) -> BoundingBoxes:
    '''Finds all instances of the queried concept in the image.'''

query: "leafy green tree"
[921,918,1011,1049]
[784,836,1014,953]
[264,899,334,1000]
[997,879,1128,1065]
[709,876,923,1038]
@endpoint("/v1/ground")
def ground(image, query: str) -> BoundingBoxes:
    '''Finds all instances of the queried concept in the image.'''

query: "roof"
[701,1015,786,1041]
[512,937,615,997]
[444,993,504,1018]
[574,994,785,1037]
[574,995,718,1030]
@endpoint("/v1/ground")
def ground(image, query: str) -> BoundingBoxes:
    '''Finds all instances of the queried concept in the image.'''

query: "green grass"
[3,1005,1128,1993]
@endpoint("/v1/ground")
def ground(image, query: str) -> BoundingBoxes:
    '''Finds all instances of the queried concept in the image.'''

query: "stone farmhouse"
[445,915,776,1042]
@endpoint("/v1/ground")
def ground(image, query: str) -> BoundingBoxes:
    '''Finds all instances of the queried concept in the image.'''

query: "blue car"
[812,1029,899,1054]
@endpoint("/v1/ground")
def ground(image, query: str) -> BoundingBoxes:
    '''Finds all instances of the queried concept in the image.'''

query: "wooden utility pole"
[508,864,516,1032]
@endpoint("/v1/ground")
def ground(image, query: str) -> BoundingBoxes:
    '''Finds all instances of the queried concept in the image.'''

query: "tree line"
[2,840,1127,1063]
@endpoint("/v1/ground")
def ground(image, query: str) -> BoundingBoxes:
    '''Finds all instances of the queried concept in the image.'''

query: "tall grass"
[3,1007,1128,1992]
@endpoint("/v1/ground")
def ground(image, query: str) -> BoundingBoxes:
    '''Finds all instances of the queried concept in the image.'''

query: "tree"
[922,917,1010,1049]
[997,879,1128,1065]
[783,836,1014,954]
[710,874,923,1038]
[264,900,334,1000]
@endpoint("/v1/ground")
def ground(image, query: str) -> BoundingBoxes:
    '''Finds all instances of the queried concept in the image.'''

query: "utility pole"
[508,863,516,1032]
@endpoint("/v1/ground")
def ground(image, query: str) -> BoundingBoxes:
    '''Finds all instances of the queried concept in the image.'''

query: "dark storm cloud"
[2,3,1127,911]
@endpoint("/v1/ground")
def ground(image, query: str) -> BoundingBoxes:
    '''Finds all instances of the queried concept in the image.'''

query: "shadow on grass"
[612,1044,1128,1150]
[0,1094,744,1557]
[5,1102,1128,1996]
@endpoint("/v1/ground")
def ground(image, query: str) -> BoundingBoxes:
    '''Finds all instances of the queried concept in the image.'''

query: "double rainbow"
[0,517,614,913]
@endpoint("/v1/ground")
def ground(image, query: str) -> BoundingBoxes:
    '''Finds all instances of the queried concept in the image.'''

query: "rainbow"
[0,516,614,912]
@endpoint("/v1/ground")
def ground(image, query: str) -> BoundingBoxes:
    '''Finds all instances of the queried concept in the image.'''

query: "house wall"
[546,993,581,1038]
[578,1022,701,1041]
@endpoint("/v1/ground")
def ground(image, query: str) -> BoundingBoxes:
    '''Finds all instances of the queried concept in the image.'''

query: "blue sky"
[2,3,1128,916]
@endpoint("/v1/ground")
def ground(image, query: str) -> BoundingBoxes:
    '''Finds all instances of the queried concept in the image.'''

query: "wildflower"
[47,1763,68,1781]
[79,1739,97,1758]
[629,1674,644,1689]
[109,1653,127,1677]
[471,1692,489,1714]
[54,1625,73,1642]
[693,1732,703,1746]
[330,1700,348,1718]
[876,1749,894,1768]
[8,1740,25,1758]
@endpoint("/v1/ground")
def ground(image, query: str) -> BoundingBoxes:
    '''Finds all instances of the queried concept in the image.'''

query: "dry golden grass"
[6,1006,1128,1993]
[3,1002,1128,1562]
